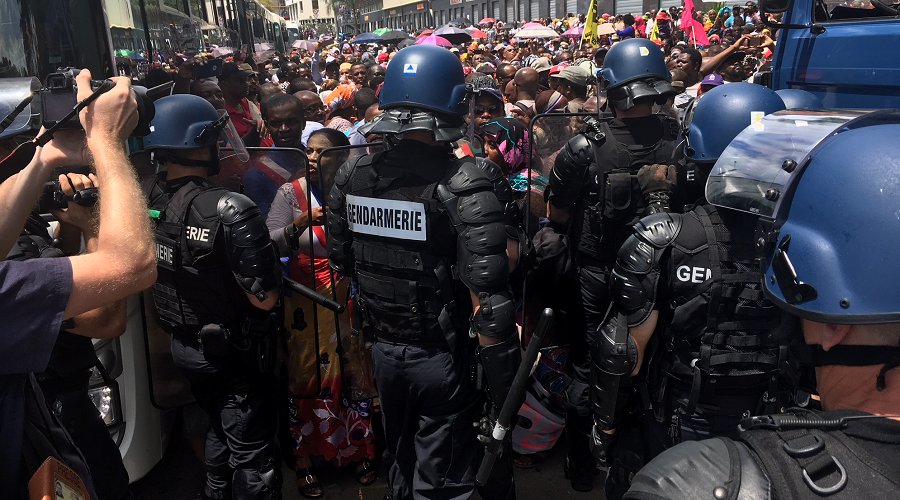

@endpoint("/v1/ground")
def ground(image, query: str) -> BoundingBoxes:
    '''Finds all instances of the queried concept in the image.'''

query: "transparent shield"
[314,142,384,402]
[213,147,308,205]
[523,112,595,348]
[706,110,866,217]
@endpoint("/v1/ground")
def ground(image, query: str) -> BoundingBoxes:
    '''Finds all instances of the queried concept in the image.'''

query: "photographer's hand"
[76,70,139,147]
[52,173,100,255]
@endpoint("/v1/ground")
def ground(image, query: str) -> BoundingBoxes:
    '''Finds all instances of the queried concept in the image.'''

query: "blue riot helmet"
[775,88,823,110]
[599,38,676,111]
[378,44,468,115]
[684,82,785,162]
[144,94,248,170]
[761,115,900,324]
[363,44,469,142]
[756,113,900,389]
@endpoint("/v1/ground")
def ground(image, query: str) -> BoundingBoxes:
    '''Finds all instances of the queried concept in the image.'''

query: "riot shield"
[523,112,596,348]
[314,142,385,402]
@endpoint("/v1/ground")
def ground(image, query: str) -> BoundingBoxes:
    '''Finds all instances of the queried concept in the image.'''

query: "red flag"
[682,0,710,46]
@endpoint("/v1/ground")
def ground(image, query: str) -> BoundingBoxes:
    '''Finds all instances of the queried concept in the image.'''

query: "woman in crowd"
[322,85,358,134]
[266,128,376,498]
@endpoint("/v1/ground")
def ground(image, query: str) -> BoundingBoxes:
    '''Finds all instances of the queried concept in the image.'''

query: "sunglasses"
[475,104,502,114]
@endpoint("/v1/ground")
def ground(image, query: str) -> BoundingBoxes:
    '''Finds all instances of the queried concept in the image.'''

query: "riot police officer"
[623,109,900,500]
[543,37,680,491]
[142,94,283,500]
[327,44,521,500]
[589,83,793,500]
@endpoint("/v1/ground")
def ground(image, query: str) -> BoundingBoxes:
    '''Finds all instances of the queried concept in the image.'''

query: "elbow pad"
[326,158,358,276]
[218,192,282,301]
[591,310,638,430]
[609,212,683,326]
[548,134,595,209]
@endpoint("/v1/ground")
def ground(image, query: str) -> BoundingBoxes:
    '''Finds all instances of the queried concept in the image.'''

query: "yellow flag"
[583,0,599,47]
[649,17,661,41]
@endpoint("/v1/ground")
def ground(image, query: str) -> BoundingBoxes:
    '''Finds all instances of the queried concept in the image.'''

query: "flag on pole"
[649,18,660,43]
[582,0,599,47]
[681,0,710,46]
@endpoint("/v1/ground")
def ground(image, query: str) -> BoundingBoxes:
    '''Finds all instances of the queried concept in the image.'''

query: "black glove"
[590,425,616,467]
[637,164,677,213]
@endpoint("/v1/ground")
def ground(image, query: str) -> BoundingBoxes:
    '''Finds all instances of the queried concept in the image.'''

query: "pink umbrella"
[415,35,453,47]
[467,28,488,39]
[561,26,584,38]
[479,17,496,24]
[417,29,434,37]
[520,22,544,29]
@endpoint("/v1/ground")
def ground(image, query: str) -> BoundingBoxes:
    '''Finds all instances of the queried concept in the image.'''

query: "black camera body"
[38,178,99,213]
[40,68,156,137]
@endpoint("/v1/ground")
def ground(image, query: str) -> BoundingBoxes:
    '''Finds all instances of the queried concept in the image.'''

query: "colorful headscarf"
[482,117,530,174]
[323,84,357,112]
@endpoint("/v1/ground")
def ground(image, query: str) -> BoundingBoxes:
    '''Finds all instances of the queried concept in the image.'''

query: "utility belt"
[666,384,767,417]
[168,313,280,373]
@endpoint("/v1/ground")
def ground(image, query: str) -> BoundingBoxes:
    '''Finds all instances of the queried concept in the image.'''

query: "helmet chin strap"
[164,147,220,174]
[806,341,900,391]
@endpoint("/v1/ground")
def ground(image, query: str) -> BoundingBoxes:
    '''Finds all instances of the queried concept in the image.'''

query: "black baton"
[476,307,554,486]
[284,277,345,313]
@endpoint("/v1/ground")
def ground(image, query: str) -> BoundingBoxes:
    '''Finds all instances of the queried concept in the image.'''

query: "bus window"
[815,0,899,22]
[0,0,113,80]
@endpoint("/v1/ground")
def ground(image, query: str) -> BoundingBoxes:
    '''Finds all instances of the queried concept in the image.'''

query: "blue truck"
[762,0,900,108]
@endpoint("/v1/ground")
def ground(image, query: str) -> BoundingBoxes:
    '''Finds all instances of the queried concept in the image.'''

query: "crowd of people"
[2,2,900,500]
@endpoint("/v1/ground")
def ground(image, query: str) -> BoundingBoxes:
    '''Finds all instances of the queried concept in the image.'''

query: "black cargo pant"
[565,265,610,478]
[38,370,130,500]
[171,335,280,500]
[373,341,494,500]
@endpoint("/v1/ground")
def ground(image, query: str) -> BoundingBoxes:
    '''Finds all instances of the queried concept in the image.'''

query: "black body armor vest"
[648,205,798,419]
[145,174,254,333]
[343,153,471,348]
[576,115,679,264]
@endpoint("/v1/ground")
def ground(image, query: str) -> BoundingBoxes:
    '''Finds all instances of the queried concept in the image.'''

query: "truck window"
[815,0,900,22]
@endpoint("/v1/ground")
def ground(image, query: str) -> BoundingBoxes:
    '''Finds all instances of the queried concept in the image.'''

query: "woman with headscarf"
[322,84,357,134]
[481,117,547,221]
[634,15,647,37]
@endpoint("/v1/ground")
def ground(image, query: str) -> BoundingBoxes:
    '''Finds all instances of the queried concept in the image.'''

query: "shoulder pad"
[445,158,494,194]
[474,157,505,182]
[217,192,261,225]
[334,154,371,189]
[562,134,596,166]
[633,212,683,249]
[474,157,514,204]
[625,438,770,500]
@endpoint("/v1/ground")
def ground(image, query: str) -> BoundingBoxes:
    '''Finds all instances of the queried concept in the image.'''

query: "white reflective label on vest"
[346,195,427,241]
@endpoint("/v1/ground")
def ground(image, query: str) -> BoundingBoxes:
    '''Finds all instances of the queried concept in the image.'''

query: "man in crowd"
[512,67,540,111]
[220,62,265,146]
[296,90,326,147]
[0,71,156,497]
[143,94,283,500]
[244,94,308,217]
[554,66,591,112]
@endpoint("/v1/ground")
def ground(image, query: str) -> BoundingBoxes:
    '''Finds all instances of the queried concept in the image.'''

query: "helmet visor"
[217,109,250,162]
[706,110,864,217]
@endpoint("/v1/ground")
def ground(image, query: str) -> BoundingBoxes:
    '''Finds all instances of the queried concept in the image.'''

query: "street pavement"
[130,430,607,499]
